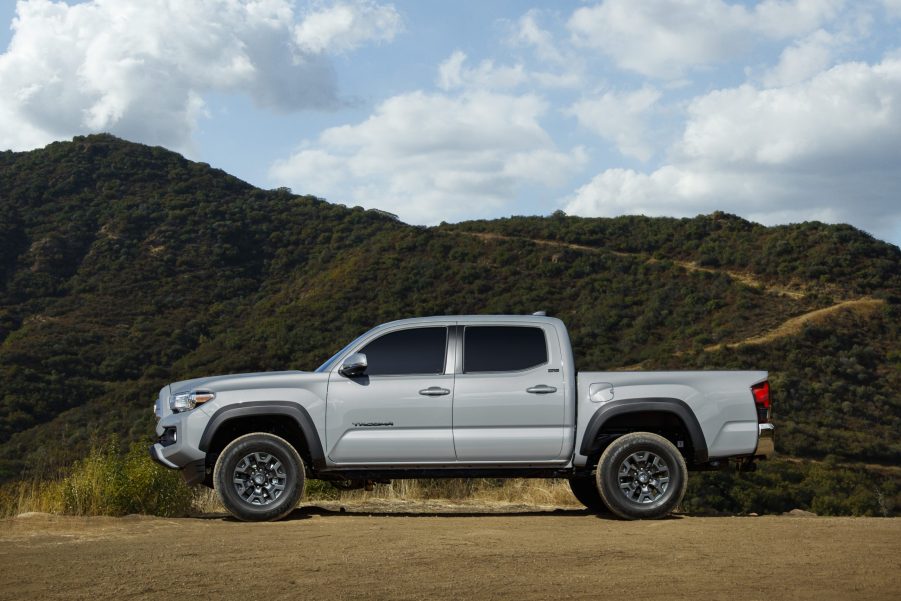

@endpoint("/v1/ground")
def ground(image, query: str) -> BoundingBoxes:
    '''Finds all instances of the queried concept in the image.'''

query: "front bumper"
[149,443,207,485]
[148,400,210,485]
[149,443,179,469]
[754,423,775,459]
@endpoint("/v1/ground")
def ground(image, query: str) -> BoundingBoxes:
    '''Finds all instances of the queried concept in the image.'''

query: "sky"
[1,1,900,246]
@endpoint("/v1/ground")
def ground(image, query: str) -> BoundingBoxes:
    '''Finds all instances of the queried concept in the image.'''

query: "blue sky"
[1,1,900,246]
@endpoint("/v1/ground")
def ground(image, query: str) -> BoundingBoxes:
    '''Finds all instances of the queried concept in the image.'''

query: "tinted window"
[464,326,548,373]
[360,327,447,376]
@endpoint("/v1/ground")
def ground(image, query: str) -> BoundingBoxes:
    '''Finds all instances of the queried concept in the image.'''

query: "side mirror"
[339,352,368,377]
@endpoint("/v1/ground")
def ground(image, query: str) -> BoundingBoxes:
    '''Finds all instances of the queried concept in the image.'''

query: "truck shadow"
[278,506,683,521]
[200,507,684,522]
[288,506,589,520]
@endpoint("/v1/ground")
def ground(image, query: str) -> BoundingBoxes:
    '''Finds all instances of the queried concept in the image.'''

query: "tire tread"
[213,432,305,522]
[596,432,687,520]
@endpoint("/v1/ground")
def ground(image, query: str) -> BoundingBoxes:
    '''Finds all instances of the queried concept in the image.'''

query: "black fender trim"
[579,398,708,463]
[199,401,326,469]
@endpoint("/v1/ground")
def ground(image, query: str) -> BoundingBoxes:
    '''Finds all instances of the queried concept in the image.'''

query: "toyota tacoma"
[150,314,774,521]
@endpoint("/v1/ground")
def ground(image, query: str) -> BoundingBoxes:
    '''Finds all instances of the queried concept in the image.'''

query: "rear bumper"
[754,423,775,459]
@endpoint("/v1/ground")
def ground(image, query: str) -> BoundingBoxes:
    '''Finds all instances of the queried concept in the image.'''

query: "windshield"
[314,331,369,373]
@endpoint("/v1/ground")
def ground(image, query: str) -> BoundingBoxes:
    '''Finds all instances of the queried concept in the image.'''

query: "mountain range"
[0,134,898,491]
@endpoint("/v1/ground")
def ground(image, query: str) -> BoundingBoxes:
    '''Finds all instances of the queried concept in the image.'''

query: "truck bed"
[574,370,768,465]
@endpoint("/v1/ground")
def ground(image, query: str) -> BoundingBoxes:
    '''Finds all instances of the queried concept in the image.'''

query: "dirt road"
[2,502,899,601]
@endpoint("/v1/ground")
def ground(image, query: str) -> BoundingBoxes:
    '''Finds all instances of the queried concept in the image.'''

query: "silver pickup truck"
[150,314,774,521]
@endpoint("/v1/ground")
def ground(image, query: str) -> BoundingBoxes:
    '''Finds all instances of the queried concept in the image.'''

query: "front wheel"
[214,432,305,522]
[596,432,687,520]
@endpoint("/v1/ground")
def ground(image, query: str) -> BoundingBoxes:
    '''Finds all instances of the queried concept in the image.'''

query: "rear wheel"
[568,476,610,514]
[214,432,305,522]
[596,432,687,520]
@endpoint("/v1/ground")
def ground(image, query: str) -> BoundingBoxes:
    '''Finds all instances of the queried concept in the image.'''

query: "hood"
[168,370,311,395]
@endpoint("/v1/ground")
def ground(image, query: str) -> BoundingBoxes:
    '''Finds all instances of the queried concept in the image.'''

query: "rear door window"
[463,326,548,373]
[360,327,448,376]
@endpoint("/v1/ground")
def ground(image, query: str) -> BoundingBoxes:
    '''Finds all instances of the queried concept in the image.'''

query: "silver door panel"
[452,426,565,461]
[327,373,457,463]
[329,427,456,463]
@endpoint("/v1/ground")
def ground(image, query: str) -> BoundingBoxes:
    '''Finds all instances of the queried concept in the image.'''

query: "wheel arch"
[200,401,326,471]
[580,398,708,464]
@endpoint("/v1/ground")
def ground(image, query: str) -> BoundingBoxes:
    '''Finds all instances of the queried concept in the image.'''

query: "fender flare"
[198,401,326,469]
[580,398,708,463]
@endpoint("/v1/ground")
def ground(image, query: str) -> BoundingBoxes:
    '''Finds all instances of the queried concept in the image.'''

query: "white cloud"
[294,0,402,54]
[762,29,838,86]
[437,51,528,91]
[750,0,846,37]
[0,0,400,153]
[883,0,901,16]
[565,57,901,242]
[506,9,584,89]
[568,0,844,78]
[514,9,566,65]
[568,87,662,161]
[437,49,581,92]
[681,59,901,166]
[270,90,586,223]
[530,71,584,89]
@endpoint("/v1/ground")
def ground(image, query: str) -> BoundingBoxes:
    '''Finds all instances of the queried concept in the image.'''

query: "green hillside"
[1,135,899,498]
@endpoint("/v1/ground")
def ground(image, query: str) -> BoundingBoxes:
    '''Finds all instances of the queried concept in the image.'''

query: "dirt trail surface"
[456,230,811,299]
[2,503,900,601]
[703,298,886,352]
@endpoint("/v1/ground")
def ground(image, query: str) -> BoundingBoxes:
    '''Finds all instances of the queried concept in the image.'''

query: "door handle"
[419,387,450,396]
[526,385,557,394]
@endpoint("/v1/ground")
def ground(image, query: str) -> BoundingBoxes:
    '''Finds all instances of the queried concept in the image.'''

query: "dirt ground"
[2,501,899,601]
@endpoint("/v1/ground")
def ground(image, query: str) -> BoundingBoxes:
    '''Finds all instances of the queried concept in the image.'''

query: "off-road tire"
[596,432,687,520]
[214,432,305,522]
[568,476,610,514]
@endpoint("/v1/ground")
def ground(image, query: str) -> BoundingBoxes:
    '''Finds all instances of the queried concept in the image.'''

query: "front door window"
[361,327,448,376]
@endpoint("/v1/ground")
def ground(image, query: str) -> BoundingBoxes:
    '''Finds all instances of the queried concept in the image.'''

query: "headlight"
[169,390,216,413]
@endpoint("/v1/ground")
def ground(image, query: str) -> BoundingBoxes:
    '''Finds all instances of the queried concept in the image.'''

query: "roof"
[372,314,565,331]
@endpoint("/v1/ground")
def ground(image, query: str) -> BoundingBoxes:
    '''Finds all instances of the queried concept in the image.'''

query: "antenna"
[532,311,547,316]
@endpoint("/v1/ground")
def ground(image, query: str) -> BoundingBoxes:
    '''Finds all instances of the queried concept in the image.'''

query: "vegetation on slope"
[0,135,899,515]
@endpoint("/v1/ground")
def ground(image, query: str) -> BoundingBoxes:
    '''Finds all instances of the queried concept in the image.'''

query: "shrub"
[1,439,195,517]
[682,458,900,516]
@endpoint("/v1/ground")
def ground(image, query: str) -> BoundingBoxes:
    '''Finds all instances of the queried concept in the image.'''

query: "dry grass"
[191,478,580,514]
[332,478,578,506]
[1,439,579,518]
[1,441,195,518]
[1,480,63,517]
